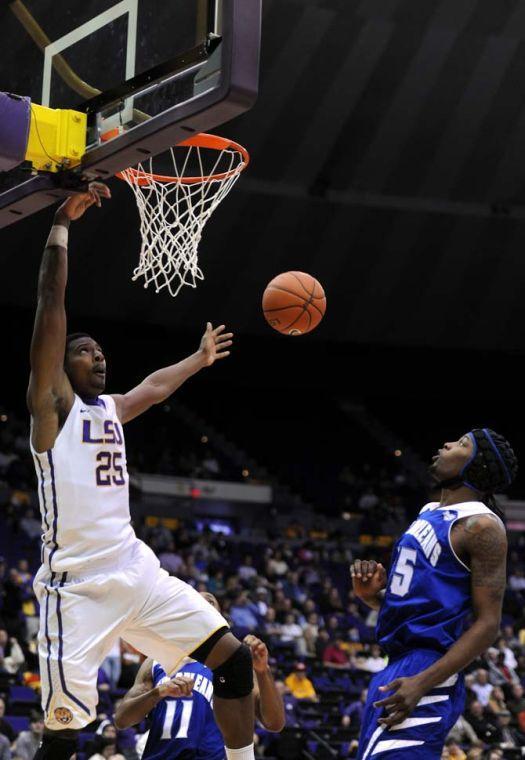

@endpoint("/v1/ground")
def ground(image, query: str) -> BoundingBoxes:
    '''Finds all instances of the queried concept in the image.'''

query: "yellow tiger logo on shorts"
[54,707,73,725]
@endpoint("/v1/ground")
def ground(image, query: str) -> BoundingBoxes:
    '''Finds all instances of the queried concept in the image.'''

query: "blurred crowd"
[0,409,524,757]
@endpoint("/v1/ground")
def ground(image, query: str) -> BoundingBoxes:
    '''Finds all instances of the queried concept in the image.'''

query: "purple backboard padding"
[0,92,31,171]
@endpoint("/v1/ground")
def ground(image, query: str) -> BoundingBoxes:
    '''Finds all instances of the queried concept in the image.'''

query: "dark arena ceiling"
[3,0,525,352]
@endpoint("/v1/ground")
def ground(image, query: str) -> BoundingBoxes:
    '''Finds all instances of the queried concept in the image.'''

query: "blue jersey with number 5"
[143,661,225,760]
[376,501,499,658]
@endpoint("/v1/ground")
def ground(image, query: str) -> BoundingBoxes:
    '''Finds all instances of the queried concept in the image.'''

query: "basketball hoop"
[114,133,249,297]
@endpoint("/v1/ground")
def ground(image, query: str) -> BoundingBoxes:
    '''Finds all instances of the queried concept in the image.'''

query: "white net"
[121,136,247,297]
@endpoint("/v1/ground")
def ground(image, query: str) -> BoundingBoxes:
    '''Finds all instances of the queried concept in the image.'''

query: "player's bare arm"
[244,635,285,732]
[373,514,506,728]
[111,322,233,424]
[115,658,194,729]
[350,560,387,611]
[27,183,111,452]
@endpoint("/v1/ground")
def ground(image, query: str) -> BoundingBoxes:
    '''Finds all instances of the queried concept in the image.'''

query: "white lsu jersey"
[30,394,136,573]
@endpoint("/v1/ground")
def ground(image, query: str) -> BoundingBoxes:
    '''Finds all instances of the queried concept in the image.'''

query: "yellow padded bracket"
[25,103,87,172]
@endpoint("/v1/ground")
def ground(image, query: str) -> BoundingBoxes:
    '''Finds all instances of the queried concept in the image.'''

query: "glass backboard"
[0,0,260,226]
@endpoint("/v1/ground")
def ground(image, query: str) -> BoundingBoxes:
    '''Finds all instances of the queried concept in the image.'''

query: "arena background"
[1,1,525,759]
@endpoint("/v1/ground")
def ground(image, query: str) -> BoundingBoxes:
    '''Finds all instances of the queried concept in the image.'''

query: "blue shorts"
[357,650,465,759]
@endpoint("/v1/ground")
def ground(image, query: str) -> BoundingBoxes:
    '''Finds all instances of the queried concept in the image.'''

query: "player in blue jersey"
[350,428,517,759]
[115,593,285,758]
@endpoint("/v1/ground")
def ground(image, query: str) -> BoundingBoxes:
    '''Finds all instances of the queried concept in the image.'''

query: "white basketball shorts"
[33,540,228,730]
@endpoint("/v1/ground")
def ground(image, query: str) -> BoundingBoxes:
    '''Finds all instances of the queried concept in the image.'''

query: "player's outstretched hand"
[57,182,111,221]
[158,675,194,699]
[199,323,233,367]
[244,634,269,674]
[350,559,387,601]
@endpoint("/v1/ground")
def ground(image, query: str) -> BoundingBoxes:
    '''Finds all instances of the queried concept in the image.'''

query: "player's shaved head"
[200,591,220,612]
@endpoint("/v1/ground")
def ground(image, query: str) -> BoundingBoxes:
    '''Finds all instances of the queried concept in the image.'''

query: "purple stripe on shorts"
[34,454,50,533]
[55,572,90,716]
[44,573,54,713]
[34,453,50,565]
[46,450,59,571]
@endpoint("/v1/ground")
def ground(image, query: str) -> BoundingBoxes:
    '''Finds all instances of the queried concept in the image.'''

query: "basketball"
[262,271,326,336]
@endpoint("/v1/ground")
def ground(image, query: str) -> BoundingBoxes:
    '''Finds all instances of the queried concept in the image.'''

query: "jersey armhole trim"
[447,505,503,574]
[447,518,471,573]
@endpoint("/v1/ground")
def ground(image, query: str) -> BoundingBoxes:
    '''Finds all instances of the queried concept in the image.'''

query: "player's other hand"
[198,323,233,367]
[57,182,111,221]
[373,673,427,728]
[350,559,387,601]
[158,675,194,699]
[244,634,269,673]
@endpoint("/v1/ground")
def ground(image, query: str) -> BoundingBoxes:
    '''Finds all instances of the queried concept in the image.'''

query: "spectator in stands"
[87,737,125,760]
[495,635,518,670]
[508,568,525,592]
[314,629,331,660]
[443,738,467,759]
[465,750,482,760]
[464,673,476,701]
[238,555,258,583]
[0,734,9,760]
[266,550,289,578]
[326,615,342,639]
[302,612,320,655]
[485,648,507,686]
[253,587,268,619]
[102,639,122,690]
[0,696,17,745]
[13,709,44,760]
[2,570,26,642]
[157,540,184,575]
[471,668,493,706]
[494,650,519,685]
[0,629,24,676]
[507,682,525,732]
[491,709,525,748]
[341,689,367,727]
[229,592,259,634]
[323,638,350,669]
[282,572,306,606]
[207,569,225,597]
[85,722,135,760]
[465,701,498,744]
[359,643,386,673]
[18,509,40,542]
[487,686,507,715]
[279,613,307,656]
[447,714,479,745]
[284,663,317,701]
[357,487,379,511]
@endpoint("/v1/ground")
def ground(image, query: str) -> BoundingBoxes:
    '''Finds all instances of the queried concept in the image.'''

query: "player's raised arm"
[27,183,111,451]
[244,635,285,732]
[112,322,233,424]
[115,658,194,729]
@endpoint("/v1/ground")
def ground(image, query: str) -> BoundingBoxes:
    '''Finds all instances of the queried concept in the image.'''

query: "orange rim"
[107,133,250,186]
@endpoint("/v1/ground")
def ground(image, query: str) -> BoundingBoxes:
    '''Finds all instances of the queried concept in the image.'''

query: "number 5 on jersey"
[390,547,417,597]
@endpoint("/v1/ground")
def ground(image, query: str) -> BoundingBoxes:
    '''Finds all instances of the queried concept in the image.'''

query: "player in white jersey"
[28,185,256,760]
